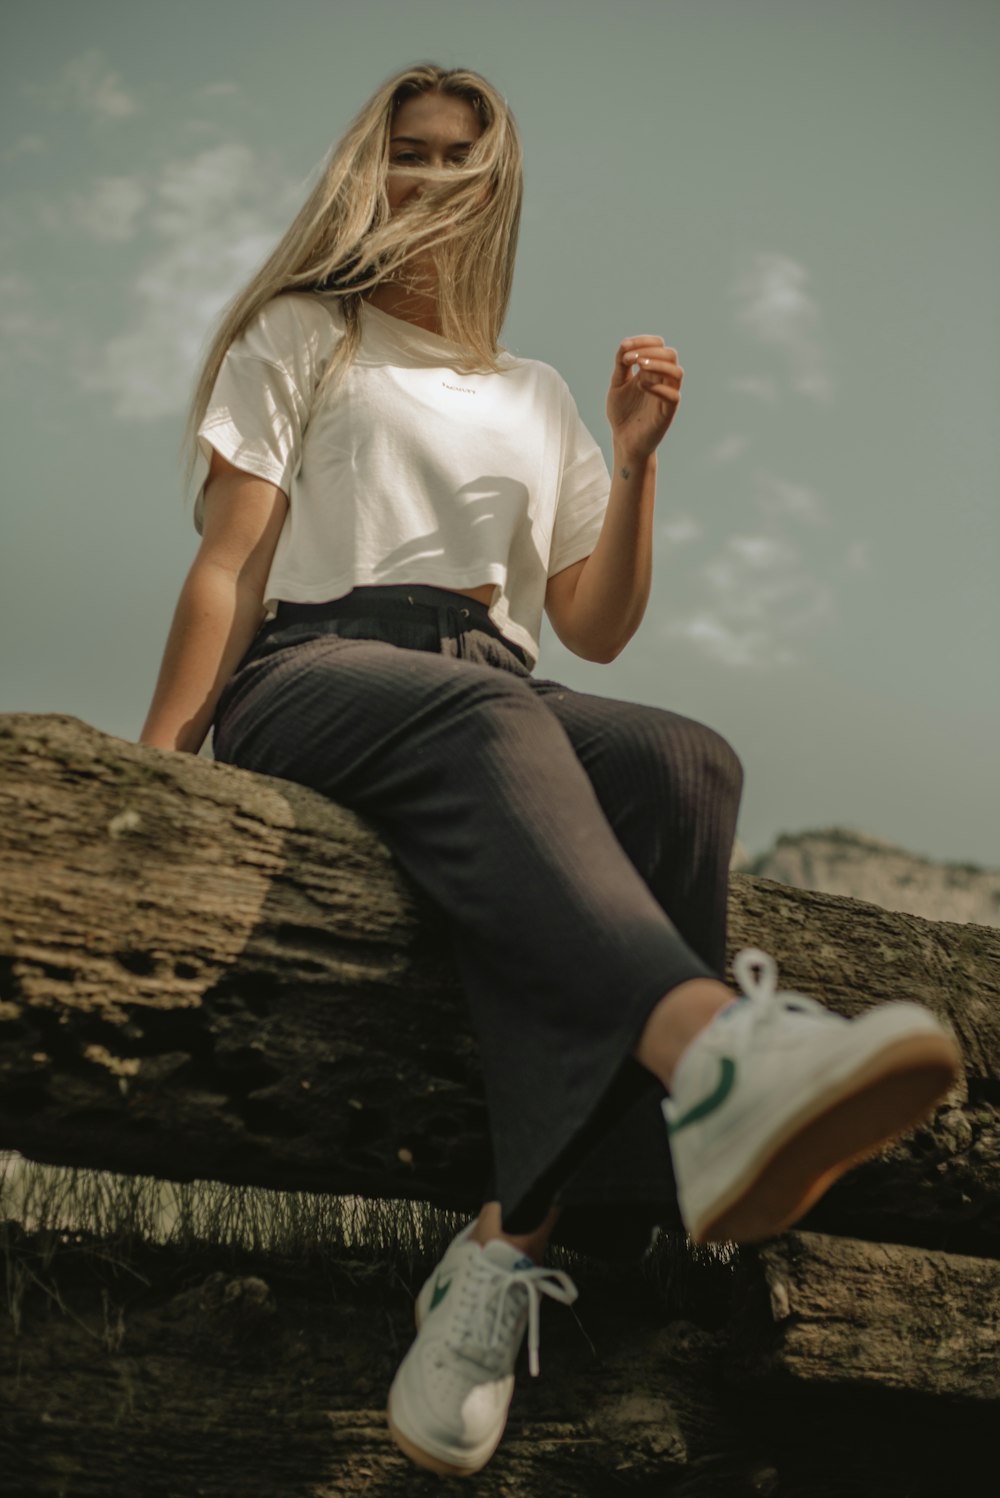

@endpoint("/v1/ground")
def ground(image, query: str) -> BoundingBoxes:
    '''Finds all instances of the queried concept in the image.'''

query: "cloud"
[2,134,47,162]
[754,470,828,525]
[659,514,703,546]
[707,433,749,464]
[672,614,795,669]
[149,143,283,237]
[845,540,872,572]
[732,253,834,404]
[728,374,778,404]
[679,257,839,665]
[0,274,62,370]
[666,531,834,668]
[26,49,139,121]
[69,175,148,243]
[77,144,303,421]
[703,533,798,586]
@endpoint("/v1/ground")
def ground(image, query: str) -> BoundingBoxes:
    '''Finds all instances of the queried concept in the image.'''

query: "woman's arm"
[139,452,289,754]
[546,450,657,664]
[545,336,682,664]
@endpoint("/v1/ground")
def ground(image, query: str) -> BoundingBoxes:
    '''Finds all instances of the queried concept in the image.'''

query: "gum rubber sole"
[386,1406,491,1478]
[385,1286,505,1478]
[691,1031,961,1244]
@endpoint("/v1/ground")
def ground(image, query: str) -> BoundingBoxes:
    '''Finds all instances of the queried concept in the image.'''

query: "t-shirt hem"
[548,528,603,579]
[547,492,608,578]
[264,568,504,602]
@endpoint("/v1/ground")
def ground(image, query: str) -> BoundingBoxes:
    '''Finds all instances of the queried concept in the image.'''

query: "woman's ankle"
[469,1200,560,1260]
[633,978,734,1089]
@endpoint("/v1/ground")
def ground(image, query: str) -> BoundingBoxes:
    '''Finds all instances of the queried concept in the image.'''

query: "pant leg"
[477,679,744,1240]
[528,678,743,972]
[213,630,716,1236]
[494,678,745,1246]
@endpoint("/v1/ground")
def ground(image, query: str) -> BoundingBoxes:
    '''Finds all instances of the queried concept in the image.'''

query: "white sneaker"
[662,947,961,1244]
[386,1219,579,1476]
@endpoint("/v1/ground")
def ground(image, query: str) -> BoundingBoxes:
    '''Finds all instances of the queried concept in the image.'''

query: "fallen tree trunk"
[2,713,999,1252]
[0,1222,993,1497]
[730,1231,1000,1400]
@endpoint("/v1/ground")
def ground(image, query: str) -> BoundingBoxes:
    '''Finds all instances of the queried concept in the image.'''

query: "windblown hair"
[179,62,523,493]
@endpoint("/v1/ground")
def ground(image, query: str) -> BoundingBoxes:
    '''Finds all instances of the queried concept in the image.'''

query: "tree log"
[730,1230,1000,1400]
[2,713,999,1253]
[0,1224,993,1497]
[0,1221,754,1498]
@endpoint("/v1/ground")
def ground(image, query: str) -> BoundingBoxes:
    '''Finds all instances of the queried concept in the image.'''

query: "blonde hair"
[179,62,523,494]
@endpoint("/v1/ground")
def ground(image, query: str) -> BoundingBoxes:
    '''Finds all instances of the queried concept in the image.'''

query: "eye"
[392,151,422,165]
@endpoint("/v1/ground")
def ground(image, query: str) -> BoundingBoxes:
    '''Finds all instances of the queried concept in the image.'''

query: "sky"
[2,0,998,867]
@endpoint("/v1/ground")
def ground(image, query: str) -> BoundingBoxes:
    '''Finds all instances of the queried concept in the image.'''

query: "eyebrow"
[390,135,476,149]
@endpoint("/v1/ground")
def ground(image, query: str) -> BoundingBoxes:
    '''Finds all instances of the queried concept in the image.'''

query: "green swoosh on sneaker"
[430,1275,453,1310]
[666,1057,736,1135]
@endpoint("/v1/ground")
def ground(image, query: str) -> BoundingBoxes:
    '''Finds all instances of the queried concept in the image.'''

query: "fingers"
[632,355,683,379]
[612,335,665,384]
[639,363,683,400]
[612,336,682,389]
[624,354,684,399]
[619,335,668,352]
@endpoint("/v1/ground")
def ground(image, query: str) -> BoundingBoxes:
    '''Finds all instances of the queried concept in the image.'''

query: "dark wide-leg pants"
[212,584,743,1248]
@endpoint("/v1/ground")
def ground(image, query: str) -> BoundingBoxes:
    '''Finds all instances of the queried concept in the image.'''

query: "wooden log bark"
[0,1220,748,1498]
[2,712,999,1253]
[0,1223,993,1497]
[730,1230,1000,1401]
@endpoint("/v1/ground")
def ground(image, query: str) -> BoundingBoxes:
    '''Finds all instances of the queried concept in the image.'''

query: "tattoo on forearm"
[620,465,631,480]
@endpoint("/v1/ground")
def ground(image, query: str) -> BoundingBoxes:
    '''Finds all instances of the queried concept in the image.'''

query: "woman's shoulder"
[229,292,346,389]
[500,347,573,403]
[244,291,346,350]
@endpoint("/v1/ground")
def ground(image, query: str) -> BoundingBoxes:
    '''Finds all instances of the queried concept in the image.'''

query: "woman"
[140,63,959,1479]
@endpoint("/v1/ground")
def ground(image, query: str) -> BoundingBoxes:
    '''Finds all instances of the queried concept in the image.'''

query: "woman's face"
[386,91,483,215]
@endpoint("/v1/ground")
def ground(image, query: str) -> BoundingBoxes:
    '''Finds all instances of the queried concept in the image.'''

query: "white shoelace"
[732,947,778,1001]
[446,1253,578,1378]
[732,947,830,1022]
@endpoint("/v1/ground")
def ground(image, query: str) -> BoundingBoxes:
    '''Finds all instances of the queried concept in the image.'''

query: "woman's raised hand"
[606,335,684,462]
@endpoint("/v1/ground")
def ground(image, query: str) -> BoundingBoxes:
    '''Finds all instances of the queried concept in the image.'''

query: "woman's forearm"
[566,331,682,662]
[565,446,657,662]
[139,558,267,754]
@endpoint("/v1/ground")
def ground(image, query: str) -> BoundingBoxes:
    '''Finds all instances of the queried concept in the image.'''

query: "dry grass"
[1,1150,737,1335]
[1,1150,468,1270]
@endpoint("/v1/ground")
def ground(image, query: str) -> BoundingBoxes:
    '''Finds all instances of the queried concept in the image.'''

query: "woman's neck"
[364,279,442,336]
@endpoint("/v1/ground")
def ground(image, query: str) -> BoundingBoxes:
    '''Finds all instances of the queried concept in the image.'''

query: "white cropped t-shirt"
[191,293,612,668]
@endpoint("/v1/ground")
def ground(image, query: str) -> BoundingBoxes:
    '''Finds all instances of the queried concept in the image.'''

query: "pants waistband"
[270,586,527,665]
[273,584,489,625]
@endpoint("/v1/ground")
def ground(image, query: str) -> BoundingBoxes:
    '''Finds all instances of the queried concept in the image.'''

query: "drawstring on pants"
[422,597,472,659]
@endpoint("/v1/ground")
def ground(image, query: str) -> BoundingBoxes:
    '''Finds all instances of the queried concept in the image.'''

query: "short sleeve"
[547,386,611,578]
[190,295,332,533]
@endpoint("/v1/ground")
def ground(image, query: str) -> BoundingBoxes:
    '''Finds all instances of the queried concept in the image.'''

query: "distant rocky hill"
[736,828,1000,928]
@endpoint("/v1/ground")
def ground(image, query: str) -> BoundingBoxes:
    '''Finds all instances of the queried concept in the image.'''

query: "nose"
[410,154,442,188]
[400,159,445,205]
